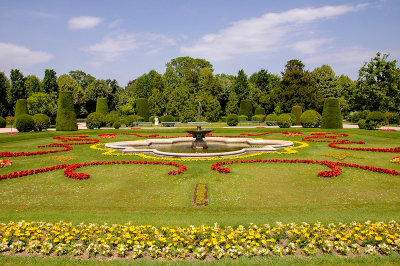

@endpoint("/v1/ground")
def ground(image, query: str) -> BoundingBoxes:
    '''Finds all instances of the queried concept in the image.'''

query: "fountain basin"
[105,137,294,158]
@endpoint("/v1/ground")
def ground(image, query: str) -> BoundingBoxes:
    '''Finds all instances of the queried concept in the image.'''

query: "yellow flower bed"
[0,221,399,259]
[90,141,309,161]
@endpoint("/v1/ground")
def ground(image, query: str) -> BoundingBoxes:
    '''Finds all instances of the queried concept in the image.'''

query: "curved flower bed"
[0,135,99,158]
[302,133,400,153]
[211,159,399,177]
[0,221,399,259]
[0,160,187,181]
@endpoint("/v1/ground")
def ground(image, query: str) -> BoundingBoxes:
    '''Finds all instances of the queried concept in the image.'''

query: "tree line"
[1,52,399,123]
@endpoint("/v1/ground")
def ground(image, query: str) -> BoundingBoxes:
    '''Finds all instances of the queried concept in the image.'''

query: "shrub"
[15,114,35,132]
[104,111,120,127]
[348,111,370,123]
[289,113,296,126]
[300,110,321,128]
[220,116,227,122]
[0,117,6,128]
[364,111,387,130]
[358,119,367,129]
[14,99,28,118]
[251,115,265,122]
[149,116,156,123]
[136,98,150,121]
[86,112,105,129]
[33,114,50,131]
[265,113,278,126]
[321,97,343,129]
[226,114,239,126]
[123,116,134,127]
[384,112,400,124]
[160,115,174,122]
[96,98,109,115]
[254,107,266,115]
[291,105,302,125]
[113,121,121,129]
[238,99,252,120]
[277,113,292,128]
[238,115,248,121]
[56,91,78,131]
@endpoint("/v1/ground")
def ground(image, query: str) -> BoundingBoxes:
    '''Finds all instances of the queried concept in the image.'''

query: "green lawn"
[0,127,399,263]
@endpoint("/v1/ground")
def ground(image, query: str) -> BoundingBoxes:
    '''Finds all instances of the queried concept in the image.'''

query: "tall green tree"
[148,88,165,116]
[312,65,339,98]
[248,69,278,94]
[85,80,112,113]
[8,69,26,114]
[166,86,196,122]
[165,57,213,87]
[24,75,42,97]
[353,52,400,112]
[69,70,95,90]
[128,70,163,99]
[42,69,58,95]
[225,91,239,115]
[0,72,10,116]
[232,69,250,102]
[196,91,221,122]
[106,79,123,111]
[215,74,235,114]
[57,74,86,115]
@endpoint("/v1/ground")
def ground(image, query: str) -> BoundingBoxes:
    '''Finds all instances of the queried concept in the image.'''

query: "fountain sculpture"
[185,126,214,149]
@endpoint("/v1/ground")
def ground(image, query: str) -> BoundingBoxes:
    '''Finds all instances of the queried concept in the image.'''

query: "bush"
[226,114,239,126]
[237,115,246,121]
[15,114,35,132]
[220,116,227,122]
[265,113,278,126]
[136,98,150,121]
[160,115,174,122]
[104,111,120,127]
[254,107,266,115]
[238,99,252,120]
[14,99,28,118]
[358,119,367,129]
[348,111,370,123]
[277,113,292,128]
[33,114,50,131]
[363,111,387,130]
[291,105,302,125]
[56,91,78,131]
[96,98,109,115]
[113,121,121,129]
[123,116,134,127]
[0,117,6,128]
[149,116,156,123]
[86,112,105,129]
[251,115,265,122]
[384,112,400,124]
[321,97,343,129]
[289,113,296,126]
[300,110,321,128]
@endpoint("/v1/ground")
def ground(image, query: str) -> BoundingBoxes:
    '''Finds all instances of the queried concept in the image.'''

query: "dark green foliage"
[123,116,134,127]
[254,107,266,115]
[0,72,10,117]
[104,111,120,127]
[136,98,150,121]
[300,110,321,128]
[238,115,248,121]
[0,117,6,128]
[42,69,58,95]
[265,113,278,125]
[358,119,367,129]
[96,98,109,115]
[364,111,387,130]
[251,115,265,122]
[321,97,343,129]
[33,113,50,131]
[56,91,78,131]
[86,112,105,129]
[113,121,121,129]
[9,70,26,114]
[384,112,400,124]
[225,91,239,115]
[14,99,28,118]
[277,113,292,128]
[349,111,370,123]
[15,114,35,132]
[289,113,296,126]
[160,115,174,122]
[233,69,250,101]
[291,105,302,125]
[226,114,239,126]
[149,116,156,123]
[238,99,252,120]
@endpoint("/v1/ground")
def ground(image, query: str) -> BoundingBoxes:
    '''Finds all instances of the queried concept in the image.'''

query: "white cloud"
[292,38,333,54]
[68,16,102,30]
[181,4,367,61]
[0,42,52,70]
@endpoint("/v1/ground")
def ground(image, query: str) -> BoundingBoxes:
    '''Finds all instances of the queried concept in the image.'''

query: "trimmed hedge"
[160,115,174,123]
[56,91,78,131]
[0,117,6,128]
[96,98,109,115]
[251,114,265,122]
[14,99,28,126]
[113,121,121,129]
[238,99,252,120]
[265,113,278,126]
[15,114,35,132]
[136,98,150,122]
[104,111,120,127]
[321,97,343,129]
[33,113,50,131]
[349,111,370,123]
[238,115,248,121]
[254,107,266,115]
[277,113,292,128]
[291,105,302,125]
[300,110,321,128]
[363,111,387,130]
[86,112,105,129]
[226,114,239,126]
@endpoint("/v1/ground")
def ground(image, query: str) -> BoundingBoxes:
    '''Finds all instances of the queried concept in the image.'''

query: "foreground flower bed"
[0,221,399,259]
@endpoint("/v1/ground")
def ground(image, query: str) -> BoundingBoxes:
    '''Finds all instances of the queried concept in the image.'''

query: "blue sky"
[0,0,399,87]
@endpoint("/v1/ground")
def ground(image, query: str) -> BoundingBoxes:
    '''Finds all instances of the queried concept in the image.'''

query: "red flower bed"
[0,160,187,181]
[211,159,399,177]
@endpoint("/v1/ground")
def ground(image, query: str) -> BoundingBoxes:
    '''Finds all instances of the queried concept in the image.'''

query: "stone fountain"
[185,126,214,149]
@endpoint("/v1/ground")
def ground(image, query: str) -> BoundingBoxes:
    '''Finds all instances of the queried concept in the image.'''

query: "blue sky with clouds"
[0,0,399,86]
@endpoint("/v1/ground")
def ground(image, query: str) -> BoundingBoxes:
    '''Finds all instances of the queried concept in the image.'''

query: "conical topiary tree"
[136,98,150,121]
[291,105,302,125]
[96,97,109,115]
[321,97,343,129]
[56,91,78,131]
[15,99,28,118]
[238,99,252,120]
